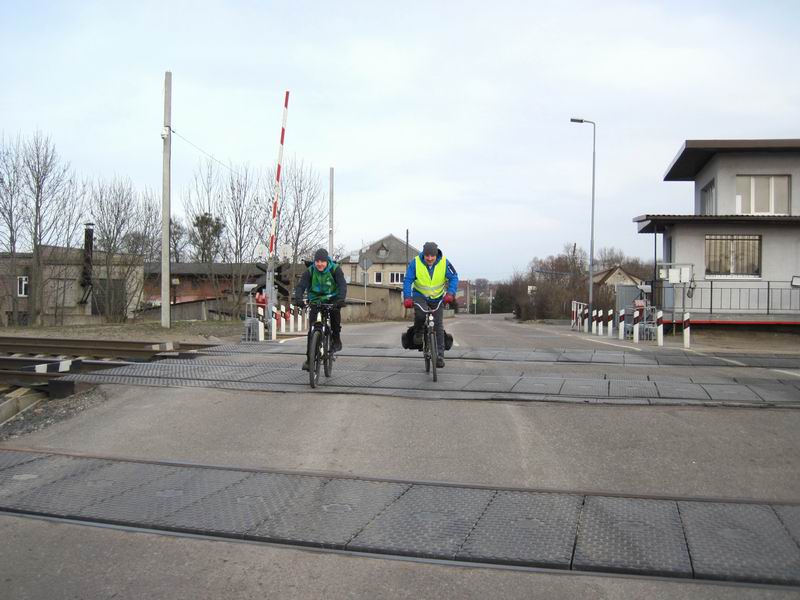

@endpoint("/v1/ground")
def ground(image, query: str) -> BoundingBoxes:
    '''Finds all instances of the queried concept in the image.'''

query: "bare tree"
[169,217,189,263]
[218,164,263,318]
[0,134,28,325]
[22,132,85,325]
[280,158,327,287]
[183,160,227,309]
[89,177,149,322]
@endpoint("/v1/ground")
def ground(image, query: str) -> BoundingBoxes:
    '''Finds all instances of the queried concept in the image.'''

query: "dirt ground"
[678,326,800,353]
[0,320,244,344]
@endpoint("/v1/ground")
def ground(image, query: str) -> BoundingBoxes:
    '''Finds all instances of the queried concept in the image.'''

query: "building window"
[374,272,383,284]
[390,272,404,284]
[705,234,761,277]
[17,276,28,297]
[700,180,716,215]
[736,175,790,215]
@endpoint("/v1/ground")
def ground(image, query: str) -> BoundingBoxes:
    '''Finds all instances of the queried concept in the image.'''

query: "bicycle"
[306,302,337,388]
[413,298,444,382]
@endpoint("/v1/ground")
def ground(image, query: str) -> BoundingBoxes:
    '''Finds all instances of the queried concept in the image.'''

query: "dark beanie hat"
[422,242,438,256]
[313,248,329,261]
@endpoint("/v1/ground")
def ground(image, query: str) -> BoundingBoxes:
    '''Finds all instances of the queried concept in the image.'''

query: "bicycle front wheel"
[323,333,333,377]
[424,328,431,373]
[429,330,438,382]
[309,330,322,388]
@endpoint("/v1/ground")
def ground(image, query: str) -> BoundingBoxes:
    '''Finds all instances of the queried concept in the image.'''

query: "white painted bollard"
[297,305,304,331]
[280,305,287,334]
[597,310,603,336]
[257,319,265,341]
[632,309,640,344]
[618,309,625,340]
[607,310,614,337]
[270,306,277,341]
[657,310,664,347]
[583,309,589,333]
[288,304,295,333]
[591,310,597,335]
[683,312,691,349]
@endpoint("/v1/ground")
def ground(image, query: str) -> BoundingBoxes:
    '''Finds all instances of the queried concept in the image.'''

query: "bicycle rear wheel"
[309,330,322,388]
[323,333,333,377]
[429,331,438,382]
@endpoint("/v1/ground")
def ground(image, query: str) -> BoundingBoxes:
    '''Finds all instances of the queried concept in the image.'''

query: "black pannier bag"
[401,326,453,351]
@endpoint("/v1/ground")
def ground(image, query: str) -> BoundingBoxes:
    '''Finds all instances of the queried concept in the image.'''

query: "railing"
[654,280,800,315]
[571,300,587,329]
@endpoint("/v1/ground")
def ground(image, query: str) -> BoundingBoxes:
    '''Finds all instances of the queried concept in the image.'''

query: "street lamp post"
[570,117,596,323]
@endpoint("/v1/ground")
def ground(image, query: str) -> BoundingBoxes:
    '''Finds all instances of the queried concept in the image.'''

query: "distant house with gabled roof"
[340,234,419,287]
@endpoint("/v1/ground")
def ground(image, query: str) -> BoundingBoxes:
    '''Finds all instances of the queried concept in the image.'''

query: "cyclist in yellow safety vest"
[403,241,459,368]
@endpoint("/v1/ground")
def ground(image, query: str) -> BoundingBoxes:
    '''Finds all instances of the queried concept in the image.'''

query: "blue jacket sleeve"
[403,260,416,298]
[446,260,459,295]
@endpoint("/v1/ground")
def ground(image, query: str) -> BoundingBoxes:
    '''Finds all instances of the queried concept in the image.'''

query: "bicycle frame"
[413,298,444,380]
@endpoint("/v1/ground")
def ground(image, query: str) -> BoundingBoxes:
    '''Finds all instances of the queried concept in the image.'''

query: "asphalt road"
[1,314,799,599]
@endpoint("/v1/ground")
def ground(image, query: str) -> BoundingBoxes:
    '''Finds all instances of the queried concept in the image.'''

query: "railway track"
[0,337,216,423]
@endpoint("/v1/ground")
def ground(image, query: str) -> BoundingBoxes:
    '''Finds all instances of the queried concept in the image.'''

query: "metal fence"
[654,280,800,315]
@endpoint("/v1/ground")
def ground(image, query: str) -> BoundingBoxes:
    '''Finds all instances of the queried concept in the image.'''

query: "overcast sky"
[2,1,798,280]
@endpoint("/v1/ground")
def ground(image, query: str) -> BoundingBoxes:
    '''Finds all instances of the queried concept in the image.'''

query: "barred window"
[705,234,761,276]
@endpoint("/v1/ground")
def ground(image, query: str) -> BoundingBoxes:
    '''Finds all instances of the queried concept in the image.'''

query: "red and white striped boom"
[268,91,290,257]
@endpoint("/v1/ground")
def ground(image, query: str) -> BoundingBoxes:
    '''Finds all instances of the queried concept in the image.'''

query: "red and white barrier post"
[583,308,589,333]
[683,312,691,349]
[591,310,597,335]
[270,306,278,341]
[618,309,625,340]
[632,309,640,344]
[657,310,664,346]
[297,305,304,331]
[607,309,614,338]
[280,305,288,334]
[597,310,603,336]
[288,304,295,333]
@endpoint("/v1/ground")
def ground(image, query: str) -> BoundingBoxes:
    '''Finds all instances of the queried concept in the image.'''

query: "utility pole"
[329,167,334,253]
[160,71,172,329]
[405,229,409,265]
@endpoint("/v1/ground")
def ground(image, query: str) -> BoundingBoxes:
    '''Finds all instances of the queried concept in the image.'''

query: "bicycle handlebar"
[413,298,444,313]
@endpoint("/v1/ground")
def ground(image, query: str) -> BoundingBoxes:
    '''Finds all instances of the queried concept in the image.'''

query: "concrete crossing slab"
[573,497,691,578]
[348,484,495,559]
[458,491,582,568]
[679,501,800,585]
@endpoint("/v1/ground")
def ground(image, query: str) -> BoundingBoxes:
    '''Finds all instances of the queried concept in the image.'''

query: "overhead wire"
[169,127,240,177]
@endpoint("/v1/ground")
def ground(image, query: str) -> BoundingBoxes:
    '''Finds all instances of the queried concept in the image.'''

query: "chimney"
[81,223,94,289]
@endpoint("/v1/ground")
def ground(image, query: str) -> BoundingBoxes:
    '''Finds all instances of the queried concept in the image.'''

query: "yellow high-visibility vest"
[412,255,447,298]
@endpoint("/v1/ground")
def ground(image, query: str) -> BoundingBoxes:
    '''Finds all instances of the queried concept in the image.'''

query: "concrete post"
[597,310,603,336]
[633,309,640,344]
[683,312,691,349]
[583,309,589,333]
[618,309,625,340]
[257,320,265,341]
[591,310,597,335]
[288,304,295,333]
[297,305,304,332]
[607,309,613,337]
[657,310,664,347]
[270,306,277,341]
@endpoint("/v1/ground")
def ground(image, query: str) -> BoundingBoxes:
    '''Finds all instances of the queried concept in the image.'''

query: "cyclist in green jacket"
[294,248,348,370]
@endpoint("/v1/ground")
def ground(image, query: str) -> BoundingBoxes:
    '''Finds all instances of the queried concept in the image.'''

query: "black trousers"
[307,305,342,354]
[414,299,444,358]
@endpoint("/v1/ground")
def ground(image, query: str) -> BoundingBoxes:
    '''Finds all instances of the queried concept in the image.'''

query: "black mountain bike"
[414,298,444,382]
[307,303,336,388]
